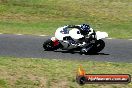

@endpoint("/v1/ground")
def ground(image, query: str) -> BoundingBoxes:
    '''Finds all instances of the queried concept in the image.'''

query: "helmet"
[80,24,90,35]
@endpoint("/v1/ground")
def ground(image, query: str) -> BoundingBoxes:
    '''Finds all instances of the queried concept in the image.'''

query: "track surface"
[0,34,132,62]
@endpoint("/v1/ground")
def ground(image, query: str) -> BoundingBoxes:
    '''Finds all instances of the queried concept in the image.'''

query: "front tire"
[80,39,105,54]
[94,39,105,53]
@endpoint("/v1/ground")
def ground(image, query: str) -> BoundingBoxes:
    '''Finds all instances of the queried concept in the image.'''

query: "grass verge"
[0,57,131,88]
[0,0,131,38]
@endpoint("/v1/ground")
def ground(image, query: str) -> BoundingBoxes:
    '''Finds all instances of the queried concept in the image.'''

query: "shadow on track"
[54,50,109,55]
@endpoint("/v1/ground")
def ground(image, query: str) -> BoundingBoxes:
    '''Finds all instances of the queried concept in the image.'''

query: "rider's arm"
[67,25,82,30]
[62,25,82,32]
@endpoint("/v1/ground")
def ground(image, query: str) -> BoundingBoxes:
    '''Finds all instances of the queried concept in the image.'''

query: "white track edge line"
[16,34,23,35]
[106,38,113,39]
[39,35,47,36]
[0,33,131,40]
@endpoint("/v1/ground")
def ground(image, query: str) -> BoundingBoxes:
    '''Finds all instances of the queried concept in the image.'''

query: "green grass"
[0,1,131,88]
[0,0,131,38]
[0,57,131,88]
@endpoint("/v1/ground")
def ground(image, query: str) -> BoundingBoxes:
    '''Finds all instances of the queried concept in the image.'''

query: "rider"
[65,24,95,53]
[54,23,94,52]
[62,24,93,44]
[64,24,91,36]
[68,24,90,36]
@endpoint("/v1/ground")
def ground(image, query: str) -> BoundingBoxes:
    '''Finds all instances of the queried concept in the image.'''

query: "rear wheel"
[43,39,59,51]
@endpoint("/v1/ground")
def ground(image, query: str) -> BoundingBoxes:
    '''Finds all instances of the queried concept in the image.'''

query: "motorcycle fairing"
[96,31,108,40]
[69,28,84,40]
[55,27,84,40]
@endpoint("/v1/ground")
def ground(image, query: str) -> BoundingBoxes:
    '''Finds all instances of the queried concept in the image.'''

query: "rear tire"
[43,39,59,51]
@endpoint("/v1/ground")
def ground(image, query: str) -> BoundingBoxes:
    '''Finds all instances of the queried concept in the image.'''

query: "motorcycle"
[43,26,108,54]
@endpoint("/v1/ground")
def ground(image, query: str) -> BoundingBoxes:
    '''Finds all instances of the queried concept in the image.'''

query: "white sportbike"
[43,26,108,54]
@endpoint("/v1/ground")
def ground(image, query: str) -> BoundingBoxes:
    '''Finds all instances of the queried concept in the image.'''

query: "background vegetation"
[0,0,131,38]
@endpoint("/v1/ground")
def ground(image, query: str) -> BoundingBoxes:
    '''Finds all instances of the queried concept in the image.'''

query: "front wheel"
[94,39,105,53]
[80,39,105,54]
[43,39,59,51]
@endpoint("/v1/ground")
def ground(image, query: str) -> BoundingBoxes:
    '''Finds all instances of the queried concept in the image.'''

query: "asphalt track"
[0,34,132,62]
